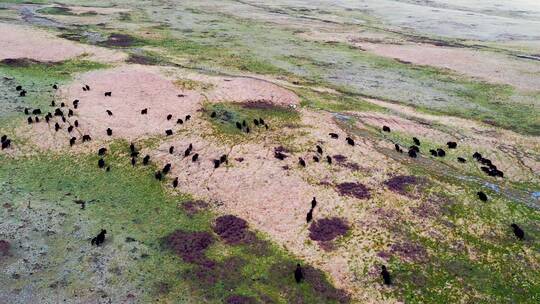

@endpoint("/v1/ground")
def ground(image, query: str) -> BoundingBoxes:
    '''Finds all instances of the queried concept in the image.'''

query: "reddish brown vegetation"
[0,240,10,257]
[180,200,208,216]
[384,175,421,195]
[165,230,214,265]
[225,295,257,304]
[335,182,371,199]
[309,217,350,242]
[213,215,254,244]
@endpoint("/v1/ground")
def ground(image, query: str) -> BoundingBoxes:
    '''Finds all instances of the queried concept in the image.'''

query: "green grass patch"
[0,59,107,127]
[0,141,347,303]
[203,102,300,141]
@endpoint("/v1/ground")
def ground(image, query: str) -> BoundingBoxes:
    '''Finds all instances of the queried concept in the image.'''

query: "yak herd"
[0,81,527,289]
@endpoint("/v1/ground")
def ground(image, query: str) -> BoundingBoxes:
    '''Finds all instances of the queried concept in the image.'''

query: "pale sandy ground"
[11,62,537,302]
[357,42,540,91]
[297,29,540,91]
[0,23,126,63]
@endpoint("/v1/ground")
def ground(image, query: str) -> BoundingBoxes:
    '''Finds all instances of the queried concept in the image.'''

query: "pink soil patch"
[60,65,203,140]
[358,42,540,91]
[0,23,126,63]
[175,72,300,107]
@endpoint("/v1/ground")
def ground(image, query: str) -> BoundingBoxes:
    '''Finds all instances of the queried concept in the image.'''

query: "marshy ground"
[0,0,539,303]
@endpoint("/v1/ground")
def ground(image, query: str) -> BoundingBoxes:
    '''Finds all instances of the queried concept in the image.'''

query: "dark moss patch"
[126,54,161,65]
[241,100,287,110]
[0,240,10,257]
[165,230,214,265]
[1,58,52,67]
[308,217,350,242]
[268,261,350,303]
[180,200,208,216]
[100,33,138,47]
[332,155,347,163]
[388,241,428,263]
[303,266,350,303]
[213,215,255,245]
[335,182,371,199]
[384,175,423,195]
[226,294,257,304]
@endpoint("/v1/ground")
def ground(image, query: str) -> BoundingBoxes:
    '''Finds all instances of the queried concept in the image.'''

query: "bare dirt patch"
[166,70,300,107]
[180,200,208,216]
[59,65,203,140]
[0,23,126,63]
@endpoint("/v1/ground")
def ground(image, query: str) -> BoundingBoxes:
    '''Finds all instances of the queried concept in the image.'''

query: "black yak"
[165,129,173,136]
[91,229,107,246]
[220,154,227,164]
[192,153,199,162]
[141,108,148,115]
[177,118,183,124]
[169,146,174,154]
[294,264,303,283]
[382,126,391,132]
[381,265,392,285]
[131,157,136,167]
[104,92,112,97]
[162,163,171,174]
[106,110,113,116]
[306,208,313,223]
[236,122,242,129]
[185,115,191,121]
[329,133,339,139]
[447,141,457,149]
[408,149,417,158]
[106,128,112,136]
[413,137,420,146]
[275,151,287,160]
[299,157,306,167]
[172,177,178,188]
[155,171,163,181]
[457,157,466,163]
[167,114,172,120]
[54,123,61,132]
[316,145,323,154]
[98,158,105,168]
[511,224,524,240]
[27,117,33,124]
[346,137,355,146]
[327,155,332,164]
[69,137,76,146]
[437,148,446,157]
[98,148,107,156]
[82,135,91,142]
[313,156,320,162]
[311,197,317,209]
[213,159,220,168]
[477,191,488,202]
[142,155,150,165]
[74,120,79,127]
